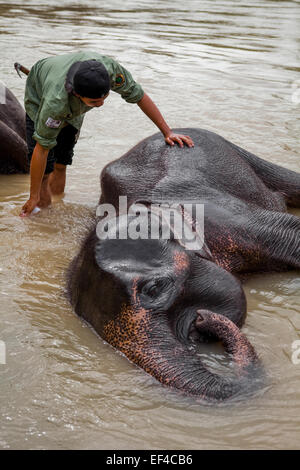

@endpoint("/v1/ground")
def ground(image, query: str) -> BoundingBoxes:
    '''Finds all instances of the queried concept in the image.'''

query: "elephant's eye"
[141,278,170,298]
[147,284,160,297]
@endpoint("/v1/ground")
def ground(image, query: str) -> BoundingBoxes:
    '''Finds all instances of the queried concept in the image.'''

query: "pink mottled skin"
[173,251,190,275]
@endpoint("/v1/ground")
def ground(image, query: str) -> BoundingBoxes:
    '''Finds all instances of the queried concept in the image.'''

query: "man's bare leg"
[38,174,52,208]
[49,163,67,196]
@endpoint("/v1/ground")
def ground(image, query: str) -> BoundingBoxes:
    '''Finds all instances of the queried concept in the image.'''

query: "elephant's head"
[68,209,262,402]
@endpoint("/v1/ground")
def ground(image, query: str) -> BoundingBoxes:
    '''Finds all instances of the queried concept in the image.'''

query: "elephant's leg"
[233,143,300,208]
[247,209,300,269]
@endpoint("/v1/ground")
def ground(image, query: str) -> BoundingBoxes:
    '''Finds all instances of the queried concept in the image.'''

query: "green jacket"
[24,50,144,149]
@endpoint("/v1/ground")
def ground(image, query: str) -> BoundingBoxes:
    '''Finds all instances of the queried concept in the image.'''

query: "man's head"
[65,59,110,107]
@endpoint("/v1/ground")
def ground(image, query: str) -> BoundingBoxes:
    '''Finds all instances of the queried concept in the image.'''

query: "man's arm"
[137,93,194,148]
[20,142,49,217]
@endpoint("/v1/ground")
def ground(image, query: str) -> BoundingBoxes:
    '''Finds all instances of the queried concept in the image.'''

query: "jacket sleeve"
[32,99,64,149]
[109,60,144,104]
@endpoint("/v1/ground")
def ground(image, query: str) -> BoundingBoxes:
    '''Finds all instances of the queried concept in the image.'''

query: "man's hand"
[19,142,49,217]
[20,196,39,217]
[164,132,194,148]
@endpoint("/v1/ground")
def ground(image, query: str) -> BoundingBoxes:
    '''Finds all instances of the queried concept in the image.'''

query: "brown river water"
[0,0,299,450]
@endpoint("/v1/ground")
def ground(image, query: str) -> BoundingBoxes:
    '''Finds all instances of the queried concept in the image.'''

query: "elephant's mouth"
[176,309,263,400]
[193,310,260,374]
[177,307,260,374]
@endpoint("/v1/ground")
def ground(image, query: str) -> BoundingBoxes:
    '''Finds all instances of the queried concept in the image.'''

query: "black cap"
[65,60,110,98]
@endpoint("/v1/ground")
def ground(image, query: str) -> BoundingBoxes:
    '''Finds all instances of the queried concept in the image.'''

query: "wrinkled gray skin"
[68,128,300,402]
[0,87,28,173]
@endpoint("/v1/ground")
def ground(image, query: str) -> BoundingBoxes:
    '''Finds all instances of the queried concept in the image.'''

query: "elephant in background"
[0,86,28,174]
[67,128,300,402]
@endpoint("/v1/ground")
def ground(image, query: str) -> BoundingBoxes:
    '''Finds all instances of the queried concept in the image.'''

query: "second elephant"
[0,87,28,174]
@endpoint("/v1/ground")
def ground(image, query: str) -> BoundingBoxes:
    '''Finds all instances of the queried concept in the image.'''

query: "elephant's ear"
[94,209,169,277]
[134,199,213,261]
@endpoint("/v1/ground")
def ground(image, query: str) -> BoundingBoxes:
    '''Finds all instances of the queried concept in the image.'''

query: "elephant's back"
[101,128,286,211]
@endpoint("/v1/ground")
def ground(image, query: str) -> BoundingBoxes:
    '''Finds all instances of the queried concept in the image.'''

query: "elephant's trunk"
[196,310,259,376]
[103,305,262,402]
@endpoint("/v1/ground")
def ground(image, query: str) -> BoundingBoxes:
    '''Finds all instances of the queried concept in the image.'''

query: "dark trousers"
[25,114,79,174]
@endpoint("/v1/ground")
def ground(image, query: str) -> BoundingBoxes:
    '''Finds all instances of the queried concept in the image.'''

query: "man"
[21,50,194,217]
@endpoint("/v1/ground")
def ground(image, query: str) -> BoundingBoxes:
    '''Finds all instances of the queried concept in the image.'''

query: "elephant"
[67,128,300,402]
[0,86,28,174]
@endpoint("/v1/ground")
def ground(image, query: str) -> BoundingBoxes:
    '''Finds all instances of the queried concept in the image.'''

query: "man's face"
[75,92,110,108]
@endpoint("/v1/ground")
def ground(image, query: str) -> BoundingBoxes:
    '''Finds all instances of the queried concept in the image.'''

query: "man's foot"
[49,163,66,196]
